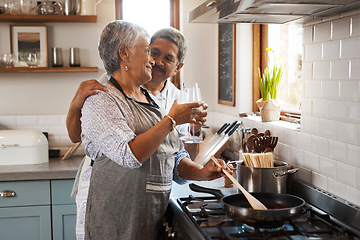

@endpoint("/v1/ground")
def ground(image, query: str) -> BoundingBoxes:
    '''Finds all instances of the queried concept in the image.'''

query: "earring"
[125,65,128,71]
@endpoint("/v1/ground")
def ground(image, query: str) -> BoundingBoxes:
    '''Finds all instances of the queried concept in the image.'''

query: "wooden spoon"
[210,156,267,210]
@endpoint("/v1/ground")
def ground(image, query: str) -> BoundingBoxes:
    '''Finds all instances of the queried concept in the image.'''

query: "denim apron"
[84,78,181,240]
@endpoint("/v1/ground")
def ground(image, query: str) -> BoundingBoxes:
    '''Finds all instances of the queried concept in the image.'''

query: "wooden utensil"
[210,156,267,210]
[246,134,256,153]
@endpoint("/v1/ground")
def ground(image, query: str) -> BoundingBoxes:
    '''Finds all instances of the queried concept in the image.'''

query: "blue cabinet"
[0,179,76,240]
[51,179,76,240]
[0,181,52,240]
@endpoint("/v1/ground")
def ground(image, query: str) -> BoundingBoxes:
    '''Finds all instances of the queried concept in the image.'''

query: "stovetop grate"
[176,195,360,240]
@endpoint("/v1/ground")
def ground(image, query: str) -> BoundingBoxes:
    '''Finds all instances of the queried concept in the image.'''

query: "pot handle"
[273,168,299,178]
[189,183,224,199]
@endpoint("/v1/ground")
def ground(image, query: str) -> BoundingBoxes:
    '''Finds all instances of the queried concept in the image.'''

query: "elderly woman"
[80,21,228,240]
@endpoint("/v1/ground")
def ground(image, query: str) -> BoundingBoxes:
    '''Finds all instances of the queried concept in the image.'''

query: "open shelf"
[0,15,97,23]
[0,67,99,73]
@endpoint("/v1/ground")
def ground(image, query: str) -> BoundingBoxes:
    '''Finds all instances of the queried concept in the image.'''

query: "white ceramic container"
[0,129,48,165]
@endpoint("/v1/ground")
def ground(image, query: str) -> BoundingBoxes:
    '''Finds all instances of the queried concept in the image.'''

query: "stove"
[164,180,360,240]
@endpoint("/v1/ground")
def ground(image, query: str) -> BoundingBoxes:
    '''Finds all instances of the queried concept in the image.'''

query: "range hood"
[188,0,360,24]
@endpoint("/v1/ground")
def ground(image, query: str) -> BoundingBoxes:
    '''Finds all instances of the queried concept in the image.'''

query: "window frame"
[115,0,181,88]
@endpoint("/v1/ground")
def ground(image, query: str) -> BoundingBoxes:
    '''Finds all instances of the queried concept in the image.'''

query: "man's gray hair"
[150,27,187,64]
[98,20,149,74]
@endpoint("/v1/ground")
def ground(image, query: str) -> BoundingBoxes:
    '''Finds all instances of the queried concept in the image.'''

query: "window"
[268,23,302,112]
[253,24,303,120]
[115,0,180,87]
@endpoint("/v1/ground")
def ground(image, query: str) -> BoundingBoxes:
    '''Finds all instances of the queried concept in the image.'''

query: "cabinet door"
[52,204,76,240]
[0,205,51,240]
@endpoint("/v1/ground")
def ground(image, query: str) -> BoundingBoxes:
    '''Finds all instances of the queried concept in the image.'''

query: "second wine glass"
[179,83,203,143]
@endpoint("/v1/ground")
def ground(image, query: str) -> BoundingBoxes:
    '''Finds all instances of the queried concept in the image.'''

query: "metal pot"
[230,160,298,193]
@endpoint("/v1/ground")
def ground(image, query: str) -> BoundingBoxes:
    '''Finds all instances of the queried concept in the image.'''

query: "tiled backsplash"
[0,114,83,156]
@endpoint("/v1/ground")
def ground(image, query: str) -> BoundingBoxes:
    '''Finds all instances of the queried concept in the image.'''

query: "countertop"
[0,156,84,182]
[0,156,236,199]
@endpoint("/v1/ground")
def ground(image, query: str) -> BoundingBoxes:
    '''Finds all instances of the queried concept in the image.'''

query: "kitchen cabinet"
[0,179,76,240]
[0,14,98,73]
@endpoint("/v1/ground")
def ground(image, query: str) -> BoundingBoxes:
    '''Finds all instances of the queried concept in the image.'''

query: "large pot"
[231,160,298,193]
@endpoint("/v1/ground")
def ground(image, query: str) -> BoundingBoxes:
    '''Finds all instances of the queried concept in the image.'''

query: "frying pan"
[189,183,305,227]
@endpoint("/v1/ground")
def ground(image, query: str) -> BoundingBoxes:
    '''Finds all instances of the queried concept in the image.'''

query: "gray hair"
[98,20,149,74]
[150,27,187,64]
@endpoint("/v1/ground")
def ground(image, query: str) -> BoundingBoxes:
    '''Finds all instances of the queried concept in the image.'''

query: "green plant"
[258,48,284,101]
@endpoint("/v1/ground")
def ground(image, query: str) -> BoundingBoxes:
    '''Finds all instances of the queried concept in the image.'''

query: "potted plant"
[256,48,284,122]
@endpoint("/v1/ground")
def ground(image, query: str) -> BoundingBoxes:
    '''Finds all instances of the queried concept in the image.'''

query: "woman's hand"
[197,158,232,181]
[167,100,208,126]
[178,157,232,181]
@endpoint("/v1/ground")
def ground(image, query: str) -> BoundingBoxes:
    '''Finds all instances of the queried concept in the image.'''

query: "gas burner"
[201,202,223,210]
[242,224,287,233]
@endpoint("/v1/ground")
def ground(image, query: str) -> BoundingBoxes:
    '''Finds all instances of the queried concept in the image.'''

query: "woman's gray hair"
[98,20,149,74]
[150,27,187,64]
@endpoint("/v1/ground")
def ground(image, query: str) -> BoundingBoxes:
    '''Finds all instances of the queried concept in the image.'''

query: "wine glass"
[25,53,40,68]
[1,53,16,68]
[179,83,203,143]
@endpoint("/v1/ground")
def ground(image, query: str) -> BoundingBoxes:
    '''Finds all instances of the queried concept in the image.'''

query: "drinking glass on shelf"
[1,53,16,68]
[179,83,203,144]
[25,53,40,68]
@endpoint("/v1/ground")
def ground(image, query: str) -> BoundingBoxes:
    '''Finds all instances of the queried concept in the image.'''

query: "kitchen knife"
[205,123,230,145]
[201,122,241,165]
[194,121,237,165]
[195,121,240,165]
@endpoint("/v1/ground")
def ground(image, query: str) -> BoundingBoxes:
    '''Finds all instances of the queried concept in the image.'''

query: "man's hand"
[71,80,108,110]
[66,80,108,143]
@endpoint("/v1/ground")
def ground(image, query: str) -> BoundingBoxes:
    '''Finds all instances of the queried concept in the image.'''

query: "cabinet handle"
[0,190,16,197]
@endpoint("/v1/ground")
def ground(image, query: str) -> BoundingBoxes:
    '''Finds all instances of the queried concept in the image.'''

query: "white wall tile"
[303,151,320,171]
[313,61,331,80]
[321,81,339,99]
[328,179,347,199]
[336,162,356,187]
[301,98,312,115]
[277,142,291,162]
[313,99,329,117]
[346,186,360,206]
[332,17,351,40]
[319,156,337,179]
[0,116,17,129]
[302,62,313,80]
[282,128,298,147]
[314,22,331,43]
[350,59,360,79]
[331,60,350,80]
[341,37,360,59]
[312,135,329,157]
[351,14,360,37]
[348,144,360,167]
[338,122,359,145]
[304,80,321,98]
[357,168,360,188]
[305,43,322,62]
[312,172,328,190]
[340,80,359,102]
[297,132,312,151]
[329,101,348,121]
[303,26,313,44]
[328,139,347,162]
[302,116,320,135]
[322,40,340,60]
[290,146,304,165]
[16,115,39,127]
[319,119,337,140]
[39,115,63,126]
[349,103,360,121]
